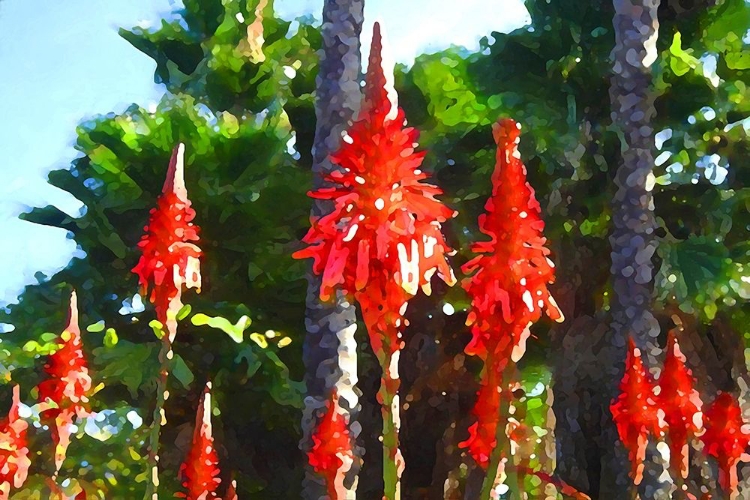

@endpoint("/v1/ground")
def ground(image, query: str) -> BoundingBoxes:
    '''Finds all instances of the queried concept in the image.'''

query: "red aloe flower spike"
[702,392,750,496]
[610,338,660,485]
[462,118,563,365]
[307,390,354,499]
[0,385,30,500]
[179,382,221,500]
[132,143,201,330]
[459,370,502,469]
[658,331,703,479]
[294,23,456,499]
[37,291,93,473]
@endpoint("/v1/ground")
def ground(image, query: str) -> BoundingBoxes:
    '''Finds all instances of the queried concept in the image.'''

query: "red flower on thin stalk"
[701,392,750,496]
[307,391,354,499]
[459,118,563,468]
[37,291,93,473]
[294,22,456,497]
[133,143,201,331]
[0,385,30,500]
[610,338,661,485]
[178,382,221,500]
[657,331,702,479]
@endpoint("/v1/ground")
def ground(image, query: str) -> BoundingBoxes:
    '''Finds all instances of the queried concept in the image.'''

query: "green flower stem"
[480,362,514,500]
[144,295,181,500]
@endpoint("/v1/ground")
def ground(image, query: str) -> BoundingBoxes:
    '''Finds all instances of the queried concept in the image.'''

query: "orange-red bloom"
[37,291,93,472]
[658,331,702,479]
[0,385,30,499]
[293,22,455,310]
[610,338,660,485]
[178,382,221,499]
[307,391,354,499]
[459,118,562,468]
[702,392,750,495]
[462,118,563,363]
[133,144,201,324]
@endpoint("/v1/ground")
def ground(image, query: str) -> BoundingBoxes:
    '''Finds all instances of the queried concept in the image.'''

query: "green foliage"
[1,0,748,497]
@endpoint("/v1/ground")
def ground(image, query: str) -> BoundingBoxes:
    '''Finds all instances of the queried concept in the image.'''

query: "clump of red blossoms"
[657,331,703,479]
[0,385,30,499]
[307,391,354,499]
[610,338,661,485]
[459,118,563,468]
[37,291,93,473]
[178,382,221,500]
[294,22,456,497]
[701,392,750,496]
[133,143,201,328]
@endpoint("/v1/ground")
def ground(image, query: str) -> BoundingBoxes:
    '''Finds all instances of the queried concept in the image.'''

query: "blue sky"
[0,0,529,306]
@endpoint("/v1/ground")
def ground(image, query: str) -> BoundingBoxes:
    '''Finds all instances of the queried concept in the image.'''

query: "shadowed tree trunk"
[300,1,364,498]
[601,0,667,498]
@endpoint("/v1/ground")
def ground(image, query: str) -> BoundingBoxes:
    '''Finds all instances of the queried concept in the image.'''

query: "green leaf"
[87,321,106,333]
[177,304,192,321]
[149,320,165,340]
[171,354,194,389]
[190,313,251,343]
[104,328,119,348]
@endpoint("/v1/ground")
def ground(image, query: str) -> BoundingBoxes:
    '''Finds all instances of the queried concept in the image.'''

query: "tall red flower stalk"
[0,385,30,500]
[133,143,202,499]
[307,391,354,499]
[657,331,702,481]
[702,392,750,497]
[294,23,456,499]
[610,338,660,486]
[178,382,221,500]
[37,290,93,475]
[459,118,563,499]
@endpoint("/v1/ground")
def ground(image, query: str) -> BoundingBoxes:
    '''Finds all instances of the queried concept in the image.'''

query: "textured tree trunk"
[300,2,364,498]
[602,0,666,498]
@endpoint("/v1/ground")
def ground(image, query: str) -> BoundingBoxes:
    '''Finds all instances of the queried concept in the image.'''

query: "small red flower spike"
[459,371,502,469]
[702,392,750,496]
[307,391,354,499]
[133,144,201,329]
[224,477,238,500]
[610,338,660,485]
[0,385,30,499]
[658,331,703,479]
[37,291,93,473]
[178,382,221,500]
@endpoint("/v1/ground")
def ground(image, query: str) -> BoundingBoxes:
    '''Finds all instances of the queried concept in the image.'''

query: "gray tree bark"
[300,2,365,499]
[602,0,667,498]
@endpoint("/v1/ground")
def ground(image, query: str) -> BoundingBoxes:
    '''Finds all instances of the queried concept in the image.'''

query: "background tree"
[299,1,364,498]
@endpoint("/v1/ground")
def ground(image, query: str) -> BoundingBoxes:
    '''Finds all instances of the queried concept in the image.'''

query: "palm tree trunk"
[301,1,364,498]
[603,0,667,497]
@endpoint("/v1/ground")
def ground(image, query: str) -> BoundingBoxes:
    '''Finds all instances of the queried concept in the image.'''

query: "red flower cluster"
[463,118,563,362]
[37,291,93,472]
[702,392,750,495]
[459,118,562,468]
[658,331,702,479]
[293,22,456,315]
[610,338,660,485]
[133,144,201,325]
[0,385,30,499]
[307,391,354,499]
[179,382,221,499]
